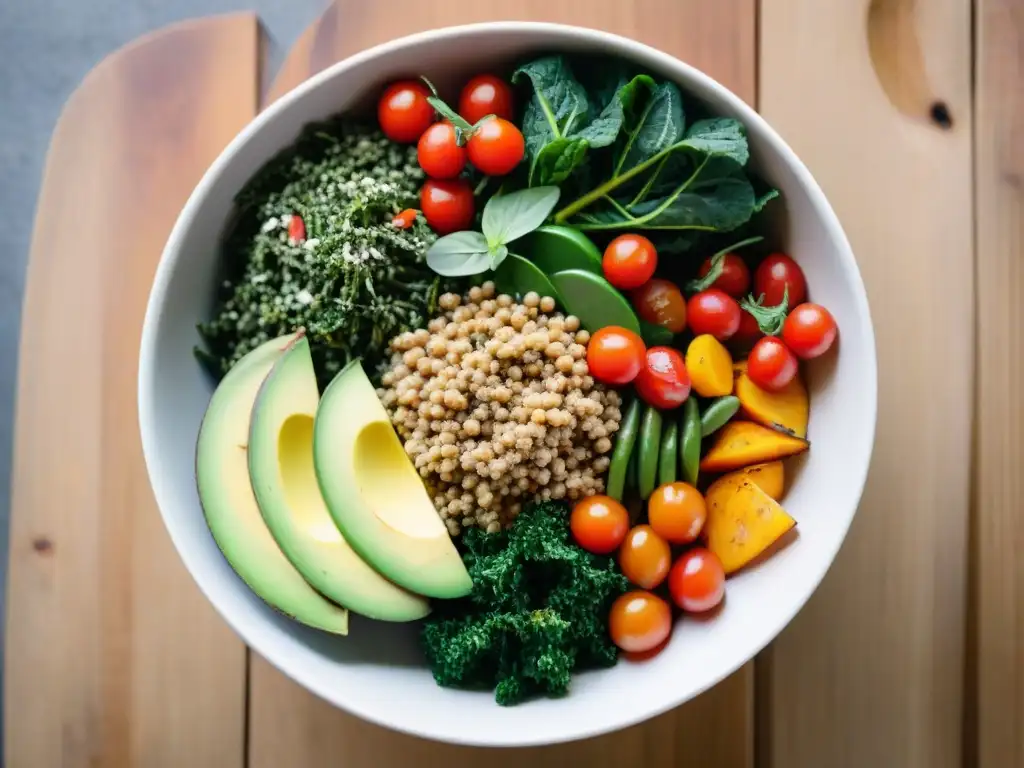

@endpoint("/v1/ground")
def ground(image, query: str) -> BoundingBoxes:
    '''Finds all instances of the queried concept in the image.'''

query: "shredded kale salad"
[195,119,461,385]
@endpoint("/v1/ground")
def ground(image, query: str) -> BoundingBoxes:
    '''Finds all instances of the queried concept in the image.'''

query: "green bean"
[638,405,663,500]
[700,395,741,437]
[605,398,641,501]
[680,396,701,486]
[658,421,679,486]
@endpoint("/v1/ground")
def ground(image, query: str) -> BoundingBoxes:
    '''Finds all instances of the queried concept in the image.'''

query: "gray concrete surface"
[0,0,327,750]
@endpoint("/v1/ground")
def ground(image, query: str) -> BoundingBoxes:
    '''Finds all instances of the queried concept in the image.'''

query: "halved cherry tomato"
[377,80,435,144]
[609,590,672,654]
[466,118,525,176]
[420,178,475,235]
[458,74,515,125]
[571,495,630,555]
[668,548,726,613]
[287,214,305,242]
[754,253,807,307]
[698,252,751,298]
[747,336,799,391]
[619,524,672,589]
[391,208,418,229]
[631,279,687,334]
[586,326,646,385]
[648,482,707,545]
[603,234,658,290]
[635,346,691,410]
[417,122,467,179]
[782,303,837,359]
[687,289,741,341]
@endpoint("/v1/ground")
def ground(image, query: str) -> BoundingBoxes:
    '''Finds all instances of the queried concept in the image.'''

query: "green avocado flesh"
[247,334,430,623]
[314,360,473,600]
[195,334,349,635]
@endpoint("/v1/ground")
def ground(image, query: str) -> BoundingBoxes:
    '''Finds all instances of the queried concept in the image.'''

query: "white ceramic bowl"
[139,22,876,748]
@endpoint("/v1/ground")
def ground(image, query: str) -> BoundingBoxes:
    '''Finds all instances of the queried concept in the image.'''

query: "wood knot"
[32,537,54,555]
[930,101,953,129]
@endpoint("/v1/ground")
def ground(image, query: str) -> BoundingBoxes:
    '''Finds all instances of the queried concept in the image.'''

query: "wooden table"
[5,1,1019,766]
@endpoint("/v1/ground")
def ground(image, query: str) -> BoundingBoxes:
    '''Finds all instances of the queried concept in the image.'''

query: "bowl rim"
[139,20,877,747]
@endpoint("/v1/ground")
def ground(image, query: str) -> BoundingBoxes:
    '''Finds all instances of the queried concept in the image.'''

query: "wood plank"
[3,14,260,767]
[758,0,973,766]
[974,0,1024,765]
[252,3,755,766]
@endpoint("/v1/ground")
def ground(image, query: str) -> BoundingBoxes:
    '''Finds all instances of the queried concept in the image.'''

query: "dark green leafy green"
[420,501,629,706]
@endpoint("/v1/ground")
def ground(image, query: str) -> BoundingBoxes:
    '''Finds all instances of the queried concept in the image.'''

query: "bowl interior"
[139,23,876,748]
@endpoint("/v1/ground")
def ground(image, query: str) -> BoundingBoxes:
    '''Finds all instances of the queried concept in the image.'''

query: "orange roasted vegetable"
[685,334,733,397]
[705,479,796,574]
[733,360,809,438]
[705,462,784,523]
[699,421,808,473]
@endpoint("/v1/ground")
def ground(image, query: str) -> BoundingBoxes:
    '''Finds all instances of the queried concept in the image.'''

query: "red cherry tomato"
[603,234,658,290]
[747,336,799,391]
[648,482,707,545]
[754,253,807,307]
[668,548,726,613]
[635,346,691,410]
[586,326,646,385]
[782,303,838,359]
[609,590,673,654]
[631,279,687,334]
[391,208,417,229]
[570,495,630,555]
[618,524,672,589]
[686,289,741,341]
[466,118,525,176]
[734,309,763,346]
[287,214,305,242]
[377,80,435,144]
[458,74,515,125]
[698,253,751,298]
[417,122,467,179]
[420,178,475,235]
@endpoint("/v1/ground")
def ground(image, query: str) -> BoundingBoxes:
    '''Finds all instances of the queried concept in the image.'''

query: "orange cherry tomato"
[609,590,673,654]
[668,548,726,613]
[458,74,515,125]
[603,234,658,290]
[648,482,707,545]
[631,279,687,334]
[586,326,646,385]
[377,80,435,144]
[570,495,630,555]
[391,208,418,229]
[618,524,672,589]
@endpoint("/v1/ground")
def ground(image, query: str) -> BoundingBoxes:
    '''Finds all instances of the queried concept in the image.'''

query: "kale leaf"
[420,500,629,706]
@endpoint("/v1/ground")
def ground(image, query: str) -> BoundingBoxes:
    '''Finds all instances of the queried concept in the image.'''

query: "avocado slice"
[313,360,473,600]
[248,334,430,622]
[195,334,349,635]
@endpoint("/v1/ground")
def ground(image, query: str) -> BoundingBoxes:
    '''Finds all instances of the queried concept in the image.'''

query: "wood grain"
[759,1,973,766]
[3,14,260,768]
[974,0,1024,765]
[253,3,755,766]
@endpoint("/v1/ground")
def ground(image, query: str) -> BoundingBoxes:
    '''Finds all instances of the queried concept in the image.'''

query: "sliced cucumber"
[606,398,641,501]
[637,405,663,500]
[492,253,562,304]
[511,224,602,276]
[549,269,642,336]
[658,421,678,486]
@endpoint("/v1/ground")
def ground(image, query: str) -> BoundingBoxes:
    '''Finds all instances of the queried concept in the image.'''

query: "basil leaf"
[530,138,589,187]
[512,56,591,158]
[426,230,492,276]
[617,81,685,175]
[481,186,561,246]
[682,118,748,166]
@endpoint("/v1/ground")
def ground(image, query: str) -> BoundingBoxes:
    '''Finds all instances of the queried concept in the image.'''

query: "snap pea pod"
[700,395,741,438]
[638,405,663,500]
[680,396,701,486]
[626,449,639,496]
[605,398,641,501]
[658,421,679,486]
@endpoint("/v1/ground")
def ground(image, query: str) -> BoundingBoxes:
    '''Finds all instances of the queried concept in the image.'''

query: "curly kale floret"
[420,501,629,705]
